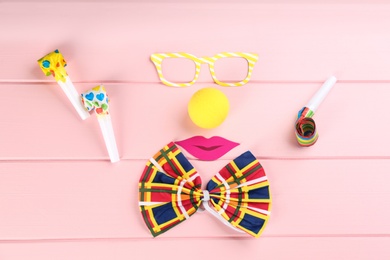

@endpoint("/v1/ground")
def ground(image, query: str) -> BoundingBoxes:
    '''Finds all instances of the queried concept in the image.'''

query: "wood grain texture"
[1,3,390,82]
[1,1,390,259]
[0,82,389,160]
[1,237,390,260]
[1,159,389,240]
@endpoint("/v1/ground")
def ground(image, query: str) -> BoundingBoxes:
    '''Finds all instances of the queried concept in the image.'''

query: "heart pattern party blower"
[295,76,337,146]
[37,50,90,120]
[81,85,120,163]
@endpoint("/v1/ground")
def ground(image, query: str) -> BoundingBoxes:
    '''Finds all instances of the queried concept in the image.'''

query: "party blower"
[295,76,337,146]
[37,50,90,120]
[81,85,120,163]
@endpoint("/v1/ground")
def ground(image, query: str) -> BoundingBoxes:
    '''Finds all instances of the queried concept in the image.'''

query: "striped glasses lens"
[161,57,197,84]
[213,56,249,85]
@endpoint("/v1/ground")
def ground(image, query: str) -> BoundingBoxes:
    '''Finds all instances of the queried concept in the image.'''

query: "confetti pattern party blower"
[295,76,337,146]
[37,50,90,120]
[81,85,120,163]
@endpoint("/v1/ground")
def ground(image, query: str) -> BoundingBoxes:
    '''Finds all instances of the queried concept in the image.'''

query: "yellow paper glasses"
[151,52,258,87]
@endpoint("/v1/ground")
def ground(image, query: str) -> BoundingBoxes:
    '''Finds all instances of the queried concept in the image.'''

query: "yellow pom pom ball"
[188,87,230,129]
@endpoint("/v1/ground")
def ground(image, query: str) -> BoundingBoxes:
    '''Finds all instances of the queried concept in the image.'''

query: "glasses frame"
[151,52,258,87]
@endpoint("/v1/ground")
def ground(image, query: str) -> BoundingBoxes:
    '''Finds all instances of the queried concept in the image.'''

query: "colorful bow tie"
[138,142,272,238]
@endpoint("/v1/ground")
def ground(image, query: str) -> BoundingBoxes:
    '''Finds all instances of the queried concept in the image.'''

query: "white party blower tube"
[58,76,90,120]
[97,115,120,163]
[306,76,337,113]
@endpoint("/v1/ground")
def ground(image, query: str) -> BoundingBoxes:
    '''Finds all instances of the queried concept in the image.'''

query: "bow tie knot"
[202,190,210,202]
[138,142,272,238]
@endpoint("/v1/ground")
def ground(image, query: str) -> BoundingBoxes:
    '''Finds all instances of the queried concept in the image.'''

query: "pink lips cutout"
[175,136,239,161]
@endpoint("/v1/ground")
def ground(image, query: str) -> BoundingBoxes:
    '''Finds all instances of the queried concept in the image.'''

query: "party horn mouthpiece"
[38,49,90,120]
[81,85,120,163]
[295,76,337,147]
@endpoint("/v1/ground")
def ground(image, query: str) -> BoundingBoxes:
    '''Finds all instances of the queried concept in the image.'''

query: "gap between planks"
[2,80,390,85]
[1,234,390,244]
[2,156,390,163]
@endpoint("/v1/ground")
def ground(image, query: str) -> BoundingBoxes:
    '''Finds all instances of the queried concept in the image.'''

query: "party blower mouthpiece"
[81,85,120,163]
[38,50,90,120]
[295,76,337,147]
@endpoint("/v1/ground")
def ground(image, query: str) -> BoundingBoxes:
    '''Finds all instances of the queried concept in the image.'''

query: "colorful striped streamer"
[295,107,318,147]
[151,52,258,87]
[138,142,272,238]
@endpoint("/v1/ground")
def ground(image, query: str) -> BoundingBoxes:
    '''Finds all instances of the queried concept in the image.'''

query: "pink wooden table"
[1,0,390,259]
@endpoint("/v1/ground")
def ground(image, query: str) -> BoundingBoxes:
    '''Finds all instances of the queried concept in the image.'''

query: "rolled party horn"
[81,85,120,163]
[295,76,337,147]
[37,50,90,120]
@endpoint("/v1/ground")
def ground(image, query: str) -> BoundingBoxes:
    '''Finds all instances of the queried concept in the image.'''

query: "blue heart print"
[85,92,94,101]
[96,93,105,101]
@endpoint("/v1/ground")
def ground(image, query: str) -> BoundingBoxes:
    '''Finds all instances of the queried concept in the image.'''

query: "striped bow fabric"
[295,107,318,147]
[138,142,272,238]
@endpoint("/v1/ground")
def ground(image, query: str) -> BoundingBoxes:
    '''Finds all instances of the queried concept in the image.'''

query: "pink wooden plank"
[1,1,390,258]
[1,237,390,260]
[0,82,389,160]
[1,3,390,82]
[0,159,389,240]
[5,0,390,3]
